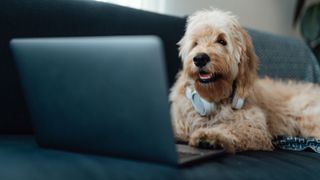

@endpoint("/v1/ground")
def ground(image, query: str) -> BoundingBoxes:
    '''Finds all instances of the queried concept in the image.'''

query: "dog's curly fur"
[169,9,320,153]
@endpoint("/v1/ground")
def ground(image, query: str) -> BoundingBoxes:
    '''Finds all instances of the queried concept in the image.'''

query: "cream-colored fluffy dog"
[170,9,320,153]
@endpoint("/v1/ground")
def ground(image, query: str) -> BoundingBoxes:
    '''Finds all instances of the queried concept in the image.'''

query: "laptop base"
[176,144,225,166]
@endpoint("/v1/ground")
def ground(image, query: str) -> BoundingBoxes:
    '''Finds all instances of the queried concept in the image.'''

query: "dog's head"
[178,9,258,104]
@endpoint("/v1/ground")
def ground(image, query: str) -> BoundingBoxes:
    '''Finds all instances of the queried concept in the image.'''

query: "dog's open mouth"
[199,70,223,83]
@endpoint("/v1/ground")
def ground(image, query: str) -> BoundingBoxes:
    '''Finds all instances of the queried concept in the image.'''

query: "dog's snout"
[193,53,210,68]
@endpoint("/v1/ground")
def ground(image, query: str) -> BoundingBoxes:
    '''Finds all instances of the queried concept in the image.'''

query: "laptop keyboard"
[176,144,213,156]
[178,152,200,159]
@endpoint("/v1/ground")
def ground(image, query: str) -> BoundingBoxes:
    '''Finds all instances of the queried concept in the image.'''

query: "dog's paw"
[189,128,237,153]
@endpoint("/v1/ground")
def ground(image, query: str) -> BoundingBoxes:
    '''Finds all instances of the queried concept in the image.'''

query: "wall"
[96,0,303,38]
[160,0,298,37]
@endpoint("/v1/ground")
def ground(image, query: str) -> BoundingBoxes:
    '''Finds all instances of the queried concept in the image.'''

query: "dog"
[169,9,320,153]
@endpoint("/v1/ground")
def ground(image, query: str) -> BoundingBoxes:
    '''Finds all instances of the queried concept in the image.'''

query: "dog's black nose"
[193,53,210,67]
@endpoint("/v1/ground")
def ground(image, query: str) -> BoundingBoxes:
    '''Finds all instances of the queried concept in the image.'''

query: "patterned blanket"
[273,136,320,153]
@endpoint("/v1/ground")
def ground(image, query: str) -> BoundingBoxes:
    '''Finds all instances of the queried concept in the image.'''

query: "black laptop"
[10,36,224,166]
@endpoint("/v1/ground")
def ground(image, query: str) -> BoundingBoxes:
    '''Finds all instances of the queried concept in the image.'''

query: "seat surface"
[1,136,320,180]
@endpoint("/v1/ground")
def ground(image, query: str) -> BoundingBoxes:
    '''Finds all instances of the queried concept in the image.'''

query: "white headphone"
[185,87,215,116]
[232,96,245,110]
[185,86,244,116]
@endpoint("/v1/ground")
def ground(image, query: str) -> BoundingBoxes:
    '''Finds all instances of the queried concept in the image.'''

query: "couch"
[1,0,320,179]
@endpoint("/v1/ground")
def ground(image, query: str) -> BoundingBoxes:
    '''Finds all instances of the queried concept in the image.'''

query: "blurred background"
[96,0,320,62]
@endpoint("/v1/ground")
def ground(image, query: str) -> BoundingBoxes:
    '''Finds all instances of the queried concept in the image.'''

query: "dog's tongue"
[199,72,212,80]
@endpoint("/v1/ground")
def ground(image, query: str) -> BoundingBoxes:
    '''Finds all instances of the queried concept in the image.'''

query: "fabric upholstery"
[1,136,320,180]
[248,29,320,83]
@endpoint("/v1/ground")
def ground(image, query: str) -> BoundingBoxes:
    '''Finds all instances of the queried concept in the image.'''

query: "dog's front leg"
[189,127,239,153]
[189,108,274,153]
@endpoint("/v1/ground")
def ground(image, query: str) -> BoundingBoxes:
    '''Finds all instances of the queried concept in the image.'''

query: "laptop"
[10,36,224,166]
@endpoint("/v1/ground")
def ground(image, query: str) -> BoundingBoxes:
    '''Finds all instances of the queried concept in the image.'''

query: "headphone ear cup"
[185,87,216,116]
[232,96,245,109]
[200,98,215,115]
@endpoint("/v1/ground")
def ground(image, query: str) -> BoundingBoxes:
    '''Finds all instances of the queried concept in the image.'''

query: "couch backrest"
[249,29,320,83]
[0,0,185,134]
[0,0,319,134]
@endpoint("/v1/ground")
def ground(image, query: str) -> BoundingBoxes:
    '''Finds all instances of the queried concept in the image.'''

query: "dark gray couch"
[1,0,320,179]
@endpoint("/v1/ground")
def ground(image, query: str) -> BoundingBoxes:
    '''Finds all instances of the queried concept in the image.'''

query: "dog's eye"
[217,39,227,46]
[193,41,198,47]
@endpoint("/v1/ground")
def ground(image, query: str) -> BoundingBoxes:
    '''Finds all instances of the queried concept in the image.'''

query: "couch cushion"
[1,136,320,180]
[0,136,181,180]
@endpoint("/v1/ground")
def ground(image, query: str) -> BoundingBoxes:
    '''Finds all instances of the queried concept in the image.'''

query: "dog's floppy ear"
[177,35,192,62]
[177,15,196,63]
[232,28,258,109]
